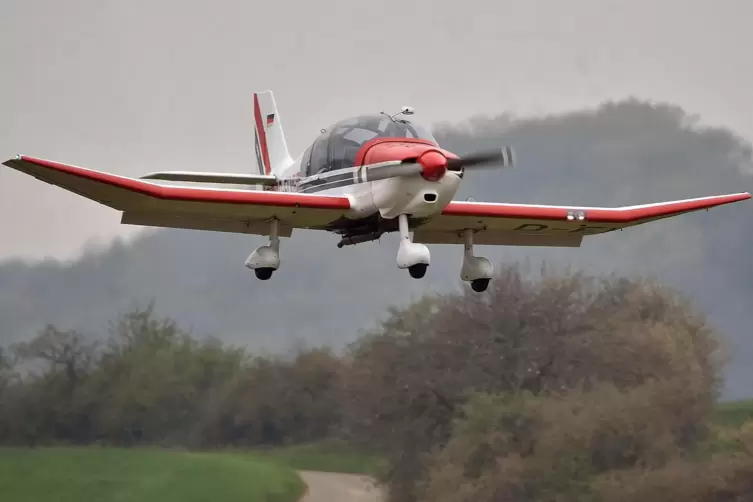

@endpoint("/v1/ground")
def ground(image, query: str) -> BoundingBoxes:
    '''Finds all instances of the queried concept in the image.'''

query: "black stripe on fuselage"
[299,178,356,194]
[298,171,355,188]
[297,166,358,193]
[294,160,405,194]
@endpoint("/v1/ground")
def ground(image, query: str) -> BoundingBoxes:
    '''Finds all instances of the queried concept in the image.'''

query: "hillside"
[1,99,752,398]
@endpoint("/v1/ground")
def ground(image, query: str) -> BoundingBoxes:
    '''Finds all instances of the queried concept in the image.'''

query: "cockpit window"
[341,128,379,145]
[305,114,438,176]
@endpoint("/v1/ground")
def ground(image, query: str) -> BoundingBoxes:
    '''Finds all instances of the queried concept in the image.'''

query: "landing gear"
[409,263,428,278]
[254,268,274,280]
[245,218,281,280]
[460,229,493,292]
[471,278,490,292]
[396,214,430,279]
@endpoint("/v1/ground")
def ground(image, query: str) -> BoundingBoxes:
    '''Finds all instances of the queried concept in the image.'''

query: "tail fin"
[253,90,293,177]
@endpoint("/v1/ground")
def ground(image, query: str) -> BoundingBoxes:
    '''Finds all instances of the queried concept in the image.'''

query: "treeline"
[2,263,753,501]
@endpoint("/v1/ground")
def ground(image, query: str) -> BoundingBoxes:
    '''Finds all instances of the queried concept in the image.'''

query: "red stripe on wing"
[586,194,751,222]
[442,202,568,220]
[16,156,351,209]
[443,193,751,222]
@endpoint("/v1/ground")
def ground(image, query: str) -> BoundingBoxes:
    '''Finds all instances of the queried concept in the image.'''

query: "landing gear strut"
[396,214,430,279]
[245,218,281,280]
[460,229,493,292]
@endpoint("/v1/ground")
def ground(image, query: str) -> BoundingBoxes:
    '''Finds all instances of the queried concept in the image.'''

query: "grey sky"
[2,0,752,261]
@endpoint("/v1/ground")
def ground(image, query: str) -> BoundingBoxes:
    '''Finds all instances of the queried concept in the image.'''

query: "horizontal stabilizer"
[140,171,279,185]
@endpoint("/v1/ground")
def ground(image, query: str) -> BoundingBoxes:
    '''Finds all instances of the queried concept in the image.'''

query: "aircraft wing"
[414,194,751,247]
[2,156,351,237]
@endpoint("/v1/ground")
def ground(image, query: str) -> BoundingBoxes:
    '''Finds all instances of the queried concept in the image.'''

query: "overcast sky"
[2,0,752,261]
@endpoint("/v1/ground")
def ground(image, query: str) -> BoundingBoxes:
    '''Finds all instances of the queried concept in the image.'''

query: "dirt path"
[297,470,385,502]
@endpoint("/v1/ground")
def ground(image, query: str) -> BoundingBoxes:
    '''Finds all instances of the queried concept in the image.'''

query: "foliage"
[0,302,341,449]
[418,380,724,502]
[339,264,722,501]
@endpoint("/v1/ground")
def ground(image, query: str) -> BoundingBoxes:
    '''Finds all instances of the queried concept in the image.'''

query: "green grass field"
[713,399,753,429]
[1,400,750,501]
[0,447,305,502]
[694,399,753,456]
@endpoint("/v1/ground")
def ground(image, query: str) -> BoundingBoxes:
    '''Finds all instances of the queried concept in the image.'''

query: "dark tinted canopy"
[302,114,438,176]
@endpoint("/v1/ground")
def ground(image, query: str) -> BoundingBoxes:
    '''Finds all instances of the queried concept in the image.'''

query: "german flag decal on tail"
[253,91,293,177]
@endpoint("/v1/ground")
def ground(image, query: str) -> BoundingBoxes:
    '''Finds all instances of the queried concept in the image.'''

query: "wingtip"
[714,192,751,205]
[714,192,750,202]
[2,155,20,167]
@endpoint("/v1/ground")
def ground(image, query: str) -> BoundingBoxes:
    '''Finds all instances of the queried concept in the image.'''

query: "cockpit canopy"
[301,114,438,177]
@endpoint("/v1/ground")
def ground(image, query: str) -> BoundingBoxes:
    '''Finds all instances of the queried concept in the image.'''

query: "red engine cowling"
[355,138,460,181]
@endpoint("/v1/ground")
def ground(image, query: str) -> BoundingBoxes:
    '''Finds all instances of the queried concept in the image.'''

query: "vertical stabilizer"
[253,90,293,177]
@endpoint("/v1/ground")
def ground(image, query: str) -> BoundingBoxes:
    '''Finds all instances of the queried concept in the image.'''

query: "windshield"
[302,114,437,176]
[330,115,437,147]
[302,114,438,175]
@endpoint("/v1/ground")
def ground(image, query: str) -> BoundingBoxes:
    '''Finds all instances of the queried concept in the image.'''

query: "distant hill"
[1,99,751,398]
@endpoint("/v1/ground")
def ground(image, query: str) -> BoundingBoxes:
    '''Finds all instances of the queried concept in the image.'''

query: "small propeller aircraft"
[4,91,750,292]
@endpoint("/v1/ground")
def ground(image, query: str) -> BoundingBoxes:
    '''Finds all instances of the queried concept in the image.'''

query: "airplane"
[3,90,751,292]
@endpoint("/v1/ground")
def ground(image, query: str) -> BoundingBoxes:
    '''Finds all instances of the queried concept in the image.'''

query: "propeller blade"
[447,146,515,170]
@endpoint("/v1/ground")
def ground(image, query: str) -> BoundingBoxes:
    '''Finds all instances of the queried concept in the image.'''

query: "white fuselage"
[277,153,463,222]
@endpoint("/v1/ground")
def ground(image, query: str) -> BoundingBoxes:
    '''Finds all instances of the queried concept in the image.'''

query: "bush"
[339,264,723,502]
[419,378,719,502]
[590,422,753,502]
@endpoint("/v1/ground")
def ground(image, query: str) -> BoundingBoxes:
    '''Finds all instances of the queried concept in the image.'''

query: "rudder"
[253,90,293,176]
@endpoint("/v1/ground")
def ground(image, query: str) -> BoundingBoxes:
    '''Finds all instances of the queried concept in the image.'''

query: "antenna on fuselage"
[392,106,414,119]
[381,106,415,121]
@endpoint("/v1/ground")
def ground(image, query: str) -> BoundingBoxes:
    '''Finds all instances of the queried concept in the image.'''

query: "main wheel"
[471,278,490,292]
[408,263,428,279]
[254,267,274,280]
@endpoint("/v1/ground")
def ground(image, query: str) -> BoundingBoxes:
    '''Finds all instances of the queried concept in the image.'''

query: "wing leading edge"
[414,193,751,246]
[3,155,351,236]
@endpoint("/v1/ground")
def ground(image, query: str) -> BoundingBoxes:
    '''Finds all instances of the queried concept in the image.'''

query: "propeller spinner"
[384,146,515,181]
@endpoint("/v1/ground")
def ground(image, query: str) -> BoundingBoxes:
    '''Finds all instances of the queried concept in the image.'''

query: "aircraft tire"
[254,267,274,280]
[408,263,428,279]
[471,278,490,292]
